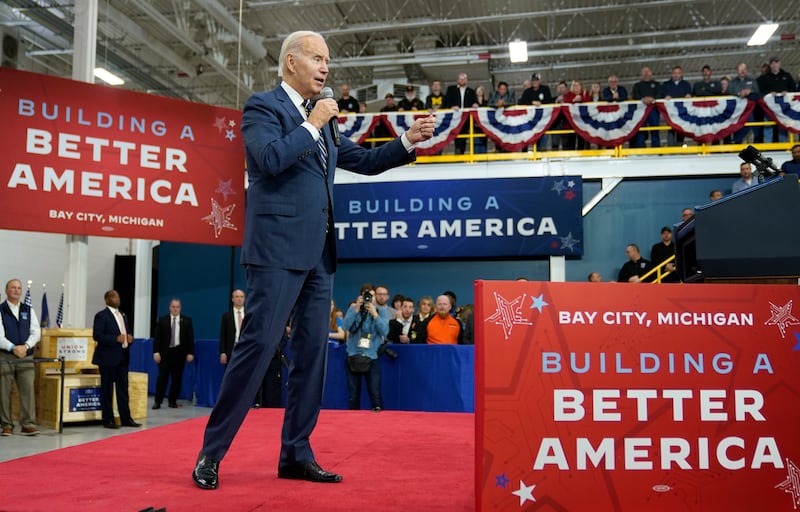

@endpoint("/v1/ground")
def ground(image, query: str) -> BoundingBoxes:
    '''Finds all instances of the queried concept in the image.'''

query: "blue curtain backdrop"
[129,340,474,412]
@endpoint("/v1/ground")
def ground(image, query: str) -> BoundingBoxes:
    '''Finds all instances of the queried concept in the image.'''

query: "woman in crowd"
[564,80,592,150]
[473,85,489,154]
[416,296,434,323]
[329,299,345,344]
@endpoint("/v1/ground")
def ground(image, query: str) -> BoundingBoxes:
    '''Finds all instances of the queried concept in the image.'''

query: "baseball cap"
[385,93,394,99]
[769,56,780,64]
[660,226,671,234]
[405,85,414,92]
[531,73,541,81]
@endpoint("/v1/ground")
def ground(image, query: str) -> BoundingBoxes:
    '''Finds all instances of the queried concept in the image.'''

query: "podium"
[34,328,147,429]
[674,176,800,282]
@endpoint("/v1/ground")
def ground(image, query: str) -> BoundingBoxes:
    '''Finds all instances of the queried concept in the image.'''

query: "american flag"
[40,291,50,328]
[56,288,64,328]
[23,286,32,307]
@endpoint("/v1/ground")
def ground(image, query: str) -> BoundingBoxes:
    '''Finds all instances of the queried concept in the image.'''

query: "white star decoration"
[228,119,236,128]
[551,180,566,194]
[775,458,800,509]
[225,129,236,141]
[512,480,536,506]
[567,179,576,188]
[559,232,580,252]
[485,292,532,340]
[201,199,237,238]
[765,300,800,339]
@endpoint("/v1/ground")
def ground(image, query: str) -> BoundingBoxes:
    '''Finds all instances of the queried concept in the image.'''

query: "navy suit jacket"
[240,85,415,272]
[92,308,130,367]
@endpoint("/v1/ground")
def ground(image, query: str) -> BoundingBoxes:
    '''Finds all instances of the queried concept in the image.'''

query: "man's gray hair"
[278,30,324,78]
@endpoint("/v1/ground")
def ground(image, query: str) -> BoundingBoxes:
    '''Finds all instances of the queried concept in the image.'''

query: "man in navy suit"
[192,30,435,490]
[92,290,140,429]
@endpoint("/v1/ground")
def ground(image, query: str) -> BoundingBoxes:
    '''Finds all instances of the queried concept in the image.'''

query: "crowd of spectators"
[339,58,798,152]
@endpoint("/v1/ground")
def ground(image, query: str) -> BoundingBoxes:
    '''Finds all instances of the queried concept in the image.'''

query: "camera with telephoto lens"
[362,291,372,304]
[378,342,398,360]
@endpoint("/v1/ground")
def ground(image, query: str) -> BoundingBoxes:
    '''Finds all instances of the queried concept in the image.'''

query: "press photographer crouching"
[342,284,388,412]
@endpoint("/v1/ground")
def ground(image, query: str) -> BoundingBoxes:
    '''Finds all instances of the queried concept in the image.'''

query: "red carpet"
[0,409,474,512]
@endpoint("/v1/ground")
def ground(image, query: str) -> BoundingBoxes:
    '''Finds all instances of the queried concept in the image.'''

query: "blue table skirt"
[129,339,474,412]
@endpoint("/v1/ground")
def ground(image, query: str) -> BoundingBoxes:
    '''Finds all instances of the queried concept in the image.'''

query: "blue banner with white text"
[333,177,583,259]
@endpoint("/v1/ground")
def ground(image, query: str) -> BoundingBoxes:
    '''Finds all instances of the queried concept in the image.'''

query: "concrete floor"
[0,398,211,463]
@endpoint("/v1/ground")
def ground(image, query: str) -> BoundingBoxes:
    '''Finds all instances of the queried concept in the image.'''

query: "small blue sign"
[69,387,102,412]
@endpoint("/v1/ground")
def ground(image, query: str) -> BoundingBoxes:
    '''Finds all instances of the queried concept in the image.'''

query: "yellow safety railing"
[360,115,797,163]
[640,255,677,284]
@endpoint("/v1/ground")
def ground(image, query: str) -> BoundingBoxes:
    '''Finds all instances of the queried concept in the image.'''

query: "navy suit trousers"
[202,240,334,465]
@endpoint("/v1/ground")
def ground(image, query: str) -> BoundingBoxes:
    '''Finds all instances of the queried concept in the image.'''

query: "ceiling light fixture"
[747,23,779,46]
[93,67,125,85]
[508,40,528,63]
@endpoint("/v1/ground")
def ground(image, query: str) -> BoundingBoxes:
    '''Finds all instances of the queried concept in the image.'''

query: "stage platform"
[0,408,474,512]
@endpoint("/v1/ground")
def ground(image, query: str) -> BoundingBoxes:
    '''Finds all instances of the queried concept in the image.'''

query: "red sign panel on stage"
[0,68,244,245]
[475,281,800,511]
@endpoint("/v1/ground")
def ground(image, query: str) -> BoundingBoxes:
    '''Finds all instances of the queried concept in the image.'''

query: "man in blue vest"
[0,279,41,436]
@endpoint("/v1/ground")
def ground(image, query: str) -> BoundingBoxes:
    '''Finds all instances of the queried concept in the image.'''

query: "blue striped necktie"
[302,99,328,173]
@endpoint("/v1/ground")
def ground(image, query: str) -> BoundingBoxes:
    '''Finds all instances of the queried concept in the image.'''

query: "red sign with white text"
[0,68,244,245]
[475,281,800,511]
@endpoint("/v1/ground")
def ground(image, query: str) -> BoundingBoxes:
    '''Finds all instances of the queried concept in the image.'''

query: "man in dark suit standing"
[218,289,245,366]
[443,72,478,154]
[192,30,435,490]
[91,290,140,429]
[152,298,195,409]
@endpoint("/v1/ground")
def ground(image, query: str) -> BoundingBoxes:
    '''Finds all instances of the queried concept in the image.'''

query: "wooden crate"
[36,372,148,429]
[35,328,97,376]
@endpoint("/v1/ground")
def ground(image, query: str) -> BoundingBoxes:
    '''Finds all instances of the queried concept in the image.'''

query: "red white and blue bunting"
[656,97,754,144]
[337,113,380,145]
[562,101,651,147]
[381,110,467,155]
[471,106,561,151]
[760,92,800,134]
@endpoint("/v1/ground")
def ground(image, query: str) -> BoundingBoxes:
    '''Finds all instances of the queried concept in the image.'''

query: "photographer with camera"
[342,284,389,412]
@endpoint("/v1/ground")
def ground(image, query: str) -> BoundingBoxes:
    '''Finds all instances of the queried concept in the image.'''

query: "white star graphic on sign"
[201,199,237,238]
[225,129,236,141]
[567,179,575,188]
[559,232,580,252]
[485,292,532,340]
[765,300,800,339]
[228,119,236,128]
[551,180,566,194]
[512,480,536,506]
[776,458,800,509]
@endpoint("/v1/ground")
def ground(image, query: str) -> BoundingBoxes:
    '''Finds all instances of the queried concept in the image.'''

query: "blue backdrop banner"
[333,176,583,258]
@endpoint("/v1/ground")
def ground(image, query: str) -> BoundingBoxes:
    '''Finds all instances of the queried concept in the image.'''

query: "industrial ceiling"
[1,0,798,109]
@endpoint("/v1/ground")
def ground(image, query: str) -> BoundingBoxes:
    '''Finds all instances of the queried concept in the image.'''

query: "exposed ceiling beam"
[127,0,254,98]
[192,0,266,60]
[6,0,194,99]
[258,0,720,42]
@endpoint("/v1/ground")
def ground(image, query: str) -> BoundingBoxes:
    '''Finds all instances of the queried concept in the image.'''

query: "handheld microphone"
[320,87,341,147]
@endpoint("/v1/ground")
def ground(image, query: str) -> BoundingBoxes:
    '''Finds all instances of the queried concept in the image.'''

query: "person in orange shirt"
[425,295,462,344]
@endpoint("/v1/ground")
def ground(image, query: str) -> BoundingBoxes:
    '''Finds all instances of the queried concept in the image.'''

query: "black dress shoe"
[121,420,141,427]
[278,461,343,483]
[152,403,161,410]
[103,423,120,429]
[192,453,220,490]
